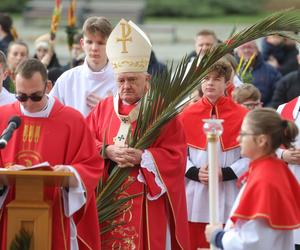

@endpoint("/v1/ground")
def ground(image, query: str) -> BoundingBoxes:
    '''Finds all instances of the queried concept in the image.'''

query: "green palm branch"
[10,228,32,250]
[97,9,300,235]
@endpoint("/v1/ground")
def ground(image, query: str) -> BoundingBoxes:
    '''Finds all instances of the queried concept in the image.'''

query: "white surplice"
[222,185,294,250]
[185,143,249,223]
[50,59,117,117]
[0,88,15,106]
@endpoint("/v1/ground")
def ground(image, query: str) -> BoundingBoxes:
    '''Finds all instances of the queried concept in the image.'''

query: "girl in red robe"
[206,108,300,250]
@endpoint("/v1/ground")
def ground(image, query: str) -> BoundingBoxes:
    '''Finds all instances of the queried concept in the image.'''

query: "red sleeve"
[86,103,105,152]
[146,118,190,249]
[65,114,102,217]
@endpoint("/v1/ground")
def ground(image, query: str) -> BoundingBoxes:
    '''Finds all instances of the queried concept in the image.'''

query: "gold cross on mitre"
[116,21,132,53]
[106,19,152,74]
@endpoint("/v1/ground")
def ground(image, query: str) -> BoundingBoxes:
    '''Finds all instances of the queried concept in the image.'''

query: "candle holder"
[203,119,223,250]
[203,119,224,138]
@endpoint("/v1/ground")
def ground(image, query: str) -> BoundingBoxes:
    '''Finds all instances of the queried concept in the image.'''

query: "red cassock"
[87,96,190,250]
[232,155,300,230]
[0,100,102,250]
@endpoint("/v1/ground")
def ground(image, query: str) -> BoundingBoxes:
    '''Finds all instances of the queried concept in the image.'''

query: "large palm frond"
[132,9,300,148]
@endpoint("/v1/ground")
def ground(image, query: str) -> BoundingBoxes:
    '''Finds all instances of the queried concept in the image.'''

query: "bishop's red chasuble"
[232,155,300,230]
[0,100,102,250]
[87,96,190,250]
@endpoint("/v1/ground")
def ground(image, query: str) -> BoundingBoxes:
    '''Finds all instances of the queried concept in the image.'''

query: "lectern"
[0,170,75,250]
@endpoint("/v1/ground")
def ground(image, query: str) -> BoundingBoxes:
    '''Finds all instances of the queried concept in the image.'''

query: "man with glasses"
[232,84,263,110]
[0,58,102,249]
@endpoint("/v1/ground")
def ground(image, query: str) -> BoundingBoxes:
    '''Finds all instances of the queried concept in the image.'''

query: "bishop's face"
[116,72,150,104]
[15,72,48,113]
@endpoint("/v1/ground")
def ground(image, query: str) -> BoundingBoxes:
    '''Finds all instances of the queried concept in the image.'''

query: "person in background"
[235,40,282,106]
[232,84,262,110]
[206,108,300,250]
[186,29,219,103]
[277,96,300,249]
[50,16,116,117]
[62,32,85,71]
[0,51,15,105]
[148,50,167,76]
[3,40,29,93]
[47,67,64,91]
[262,34,299,76]
[187,29,219,61]
[33,33,61,70]
[0,13,15,55]
[270,66,300,109]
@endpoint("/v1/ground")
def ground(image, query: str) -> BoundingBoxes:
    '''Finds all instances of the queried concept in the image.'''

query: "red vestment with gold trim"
[0,100,102,250]
[87,96,190,250]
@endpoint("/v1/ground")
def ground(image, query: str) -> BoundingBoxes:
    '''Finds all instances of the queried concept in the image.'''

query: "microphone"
[0,116,21,149]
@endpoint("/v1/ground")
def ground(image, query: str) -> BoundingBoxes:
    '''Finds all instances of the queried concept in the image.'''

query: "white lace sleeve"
[137,150,166,200]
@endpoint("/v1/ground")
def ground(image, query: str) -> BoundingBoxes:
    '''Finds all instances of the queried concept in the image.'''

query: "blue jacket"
[247,53,282,106]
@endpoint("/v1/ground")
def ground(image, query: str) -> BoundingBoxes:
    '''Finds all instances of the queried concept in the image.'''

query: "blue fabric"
[247,53,282,106]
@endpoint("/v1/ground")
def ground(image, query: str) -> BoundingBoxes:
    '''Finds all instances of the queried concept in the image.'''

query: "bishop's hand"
[106,145,143,168]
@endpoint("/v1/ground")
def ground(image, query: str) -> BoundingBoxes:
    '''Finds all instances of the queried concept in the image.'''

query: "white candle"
[203,119,223,250]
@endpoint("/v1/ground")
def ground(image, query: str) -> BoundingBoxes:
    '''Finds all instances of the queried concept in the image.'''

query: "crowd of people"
[0,11,299,250]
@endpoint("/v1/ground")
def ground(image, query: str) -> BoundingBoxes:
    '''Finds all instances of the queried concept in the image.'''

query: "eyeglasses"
[241,101,262,110]
[15,88,46,102]
[239,131,257,137]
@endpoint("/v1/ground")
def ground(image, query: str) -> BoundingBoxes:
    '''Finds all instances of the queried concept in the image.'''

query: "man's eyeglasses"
[15,93,45,102]
[15,87,46,102]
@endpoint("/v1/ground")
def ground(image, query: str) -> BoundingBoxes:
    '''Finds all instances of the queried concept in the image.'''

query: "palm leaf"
[10,228,32,250]
[97,9,300,235]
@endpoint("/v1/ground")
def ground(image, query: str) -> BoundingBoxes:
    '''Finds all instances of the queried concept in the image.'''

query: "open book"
[0,162,53,171]
[21,162,53,171]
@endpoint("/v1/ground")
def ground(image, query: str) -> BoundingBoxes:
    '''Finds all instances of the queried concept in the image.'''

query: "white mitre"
[106,19,152,73]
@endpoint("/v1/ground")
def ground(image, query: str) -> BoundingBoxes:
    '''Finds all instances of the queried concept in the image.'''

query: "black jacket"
[261,38,299,76]
[270,68,300,109]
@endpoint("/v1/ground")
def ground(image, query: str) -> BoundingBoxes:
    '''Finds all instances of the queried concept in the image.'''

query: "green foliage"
[10,228,32,250]
[0,0,28,13]
[146,0,268,17]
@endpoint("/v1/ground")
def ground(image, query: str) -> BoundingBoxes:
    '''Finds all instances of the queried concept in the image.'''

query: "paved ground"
[14,17,250,66]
